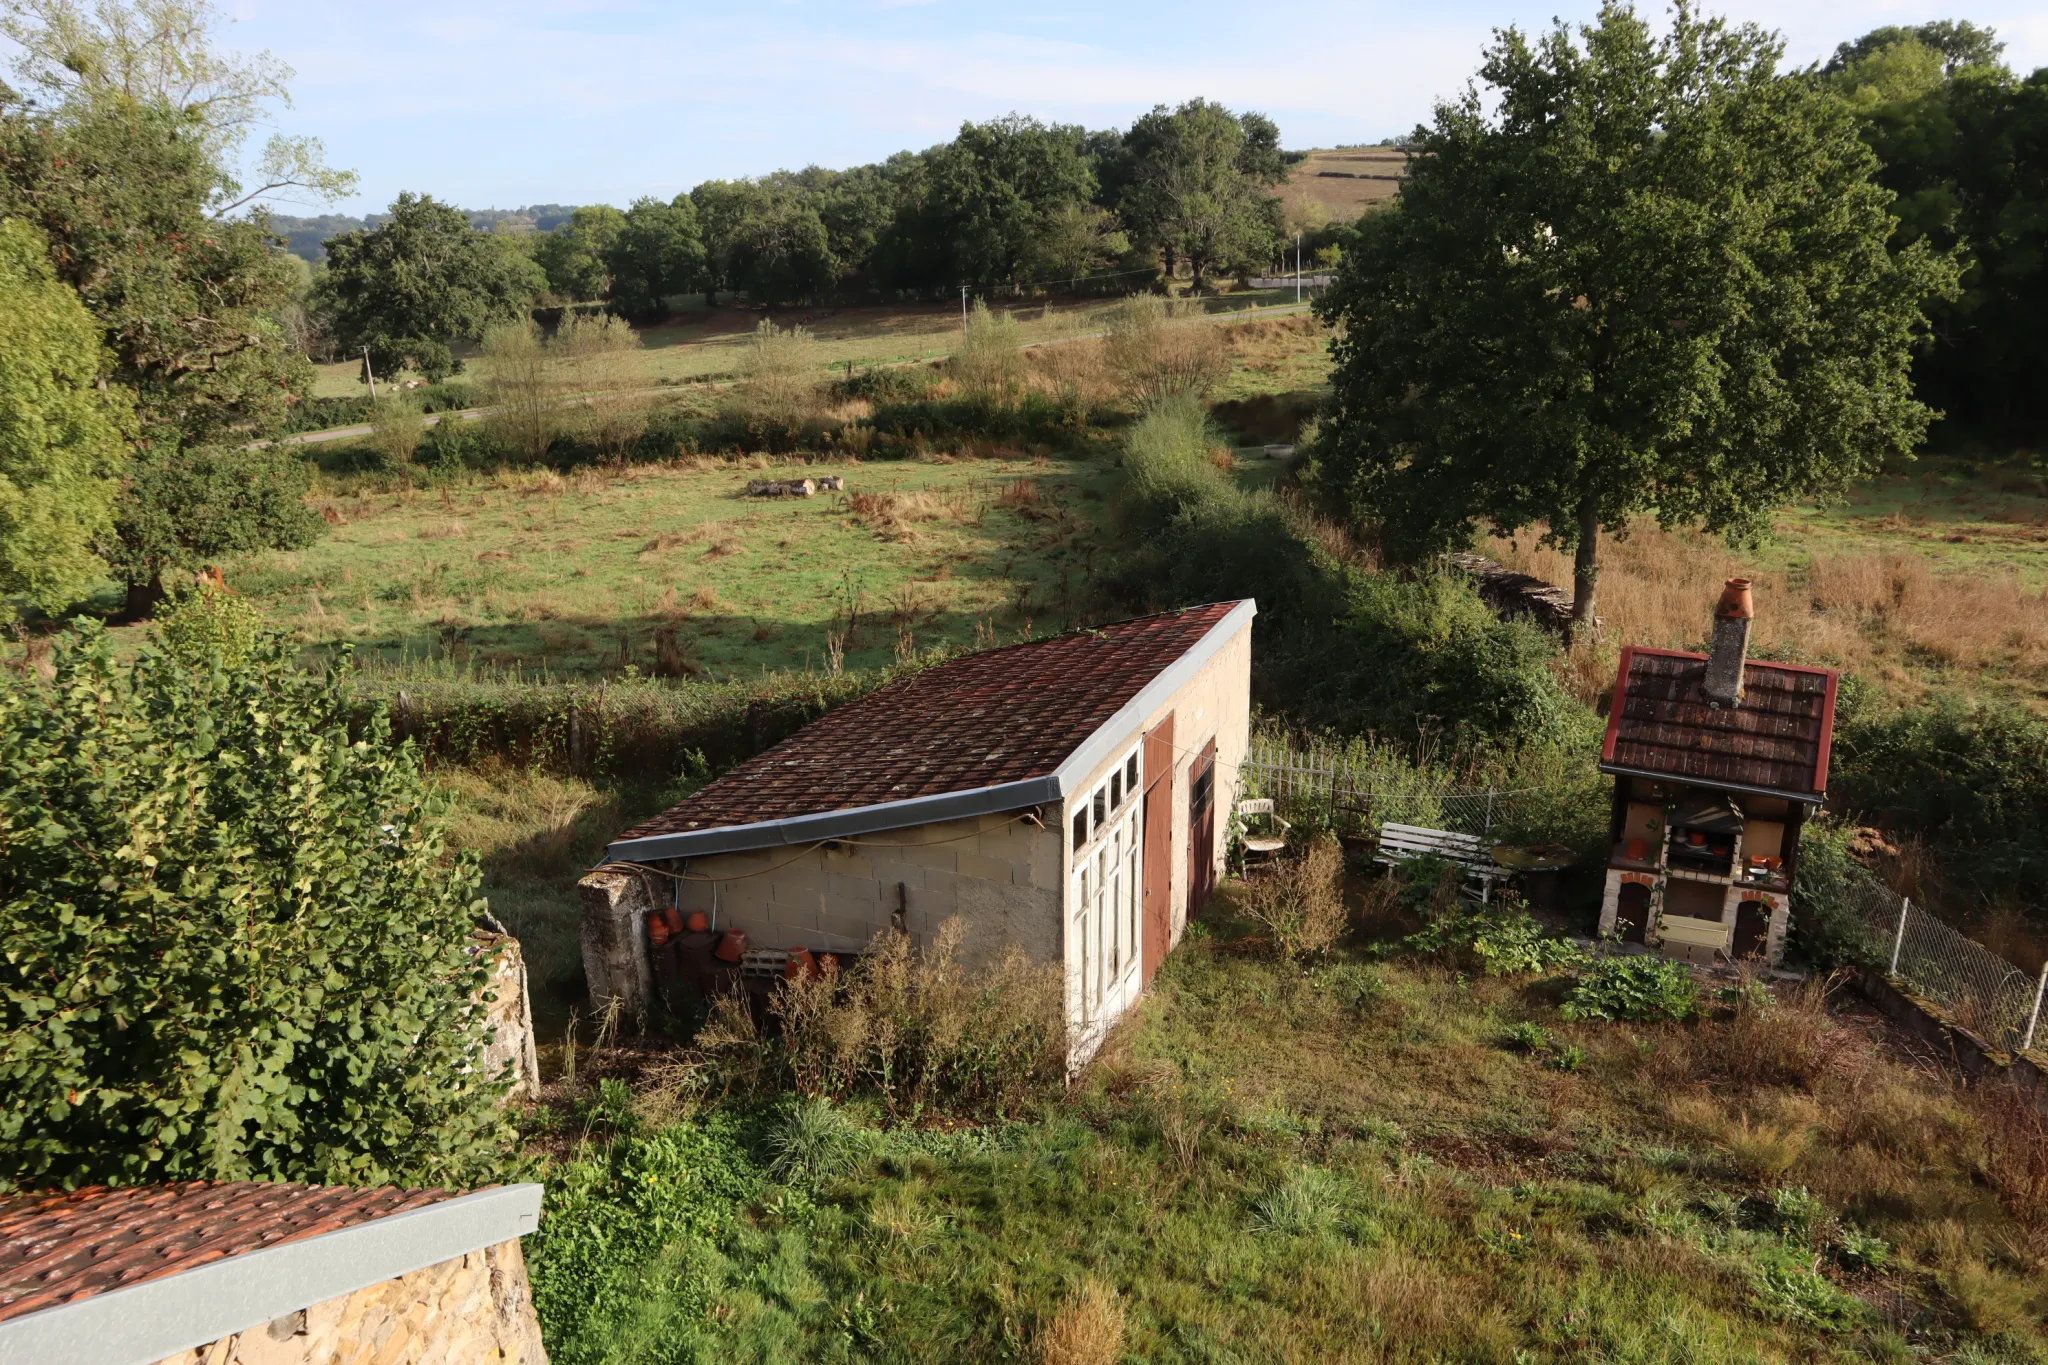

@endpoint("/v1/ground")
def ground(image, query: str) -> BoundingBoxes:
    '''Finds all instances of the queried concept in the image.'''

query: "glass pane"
[1072,810,1086,851]
[1111,772,1122,809]
[1127,753,1140,792]
[1093,787,1106,828]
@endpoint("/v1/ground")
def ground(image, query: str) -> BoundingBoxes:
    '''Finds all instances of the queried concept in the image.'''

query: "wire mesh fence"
[1840,867,2047,1058]
[1239,736,1551,843]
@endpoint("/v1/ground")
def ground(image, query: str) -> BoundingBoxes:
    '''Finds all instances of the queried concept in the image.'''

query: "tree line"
[306,103,1292,379]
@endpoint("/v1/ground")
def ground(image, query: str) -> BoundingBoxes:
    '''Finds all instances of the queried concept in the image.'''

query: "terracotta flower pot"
[661,906,685,936]
[785,946,817,981]
[714,929,748,963]
[685,911,709,933]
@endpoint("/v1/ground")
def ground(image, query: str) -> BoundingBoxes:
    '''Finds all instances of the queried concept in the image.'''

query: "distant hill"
[267,204,579,262]
[1281,147,1409,227]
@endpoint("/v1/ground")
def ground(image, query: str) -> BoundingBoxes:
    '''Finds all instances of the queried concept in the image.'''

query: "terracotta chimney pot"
[1702,579,1754,707]
[1716,578,1754,620]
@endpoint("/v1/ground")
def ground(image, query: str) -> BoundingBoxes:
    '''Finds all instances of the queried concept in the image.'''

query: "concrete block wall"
[673,811,1064,969]
[151,1239,547,1365]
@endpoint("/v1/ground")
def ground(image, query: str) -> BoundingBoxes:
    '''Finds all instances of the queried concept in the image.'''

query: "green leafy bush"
[1833,692,2048,900]
[0,625,511,1189]
[525,1120,760,1365]
[154,584,266,670]
[1400,901,1584,976]
[1502,1022,1554,1053]
[1561,954,1700,1023]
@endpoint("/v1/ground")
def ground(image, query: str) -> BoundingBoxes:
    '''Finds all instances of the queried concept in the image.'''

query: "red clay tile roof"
[1600,646,1839,800]
[613,602,1244,844]
[0,1182,459,1322]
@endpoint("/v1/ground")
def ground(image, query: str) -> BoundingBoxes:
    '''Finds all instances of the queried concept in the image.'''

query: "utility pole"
[362,346,378,402]
[1295,233,1303,303]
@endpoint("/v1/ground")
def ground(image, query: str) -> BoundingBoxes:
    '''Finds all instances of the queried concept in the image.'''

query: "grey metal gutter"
[603,599,1259,864]
[0,1184,544,1365]
[1597,762,1825,807]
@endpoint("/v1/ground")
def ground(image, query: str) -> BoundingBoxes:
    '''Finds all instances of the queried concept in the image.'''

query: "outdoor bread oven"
[1596,580,1839,968]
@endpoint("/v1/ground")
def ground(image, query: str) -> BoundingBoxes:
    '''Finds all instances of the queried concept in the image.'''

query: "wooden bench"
[1374,823,1508,903]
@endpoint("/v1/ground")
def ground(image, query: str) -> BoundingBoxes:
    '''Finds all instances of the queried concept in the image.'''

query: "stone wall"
[151,1238,547,1365]
[477,931,541,1099]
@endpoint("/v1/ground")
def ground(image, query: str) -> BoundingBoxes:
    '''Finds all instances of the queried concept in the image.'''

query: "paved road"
[264,301,1315,448]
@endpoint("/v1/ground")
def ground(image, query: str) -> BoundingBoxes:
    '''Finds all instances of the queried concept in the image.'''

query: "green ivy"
[0,624,512,1190]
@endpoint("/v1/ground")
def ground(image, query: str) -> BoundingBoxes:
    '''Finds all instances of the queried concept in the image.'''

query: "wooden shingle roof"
[1600,647,1838,802]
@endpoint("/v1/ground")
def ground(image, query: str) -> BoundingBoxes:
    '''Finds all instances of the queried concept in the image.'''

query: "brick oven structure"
[581,601,1255,1066]
[1596,580,1839,967]
[0,1181,546,1365]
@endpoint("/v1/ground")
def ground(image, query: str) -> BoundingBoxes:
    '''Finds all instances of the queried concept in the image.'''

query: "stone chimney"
[1702,578,1753,707]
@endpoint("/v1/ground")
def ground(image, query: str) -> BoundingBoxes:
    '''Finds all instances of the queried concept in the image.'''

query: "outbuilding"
[1596,579,1839,967]
[580,600,1255,1064]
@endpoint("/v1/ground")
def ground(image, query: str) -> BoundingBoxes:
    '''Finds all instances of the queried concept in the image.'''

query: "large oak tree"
[1312,5,1957,638]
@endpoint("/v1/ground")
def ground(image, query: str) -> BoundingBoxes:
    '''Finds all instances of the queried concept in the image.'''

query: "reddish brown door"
[1188,739,1217,920]
[1140,715,1175,983]
[1615,882,1651,944]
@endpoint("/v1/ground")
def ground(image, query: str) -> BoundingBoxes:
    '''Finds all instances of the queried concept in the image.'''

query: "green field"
[208,455,1120,680]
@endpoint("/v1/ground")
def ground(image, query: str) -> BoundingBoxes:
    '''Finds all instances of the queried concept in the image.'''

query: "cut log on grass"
[746,478,817,499]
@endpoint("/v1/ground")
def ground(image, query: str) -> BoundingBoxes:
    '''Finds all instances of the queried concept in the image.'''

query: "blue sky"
[213,0,2048,215]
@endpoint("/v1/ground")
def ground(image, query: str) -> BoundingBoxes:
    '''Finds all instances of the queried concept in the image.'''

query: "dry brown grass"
[1482,520,2048,701]
[1239,836,1348,960]
[1038,1279,1124,1365]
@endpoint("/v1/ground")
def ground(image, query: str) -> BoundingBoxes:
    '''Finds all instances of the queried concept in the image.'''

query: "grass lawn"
[521,886,2048,1364]
[191,453,1123,681]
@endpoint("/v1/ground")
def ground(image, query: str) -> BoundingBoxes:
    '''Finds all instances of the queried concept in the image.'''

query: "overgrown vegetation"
[1113,393,1587,752]
[0,625,511,1190]
[522,875,2048,1363]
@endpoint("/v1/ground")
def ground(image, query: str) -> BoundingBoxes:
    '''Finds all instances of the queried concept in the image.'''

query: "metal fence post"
[1889,896,1910,977]
[2022,959,2048,1055]
[1484,790,1496,838]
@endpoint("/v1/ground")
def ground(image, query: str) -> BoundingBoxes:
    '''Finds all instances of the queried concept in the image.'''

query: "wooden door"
[1616,882,1651,945]
[1140,715,1175,983]
[1733,900,1770,960]
[1188,739,1218,920]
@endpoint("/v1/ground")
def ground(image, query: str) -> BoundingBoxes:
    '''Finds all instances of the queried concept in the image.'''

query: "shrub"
[694,920,1065,1120]
[1562,954,1700,1022]
[1102,295,1228,403]
[1240,836,1348,960]
[1833,692,2048,900]
[1502,1022,1553,1053]
[1401,900,1584,976]
[950,301,1027,409]
[371,393,426,465]
[154,582,265,670]
[721,319,826,449]
[0,625,512,1189]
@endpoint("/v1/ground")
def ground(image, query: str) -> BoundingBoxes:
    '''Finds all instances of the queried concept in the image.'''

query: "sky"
[196,0,2048,215]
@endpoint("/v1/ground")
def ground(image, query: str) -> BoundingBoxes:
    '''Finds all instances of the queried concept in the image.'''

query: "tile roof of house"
[609,601,1248,855]
[0,1182,459,1322]
[1600,646,1839,801]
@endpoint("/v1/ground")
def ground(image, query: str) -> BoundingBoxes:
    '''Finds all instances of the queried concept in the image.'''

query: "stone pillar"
[579,866,658,1033]
[478,931,542,1098]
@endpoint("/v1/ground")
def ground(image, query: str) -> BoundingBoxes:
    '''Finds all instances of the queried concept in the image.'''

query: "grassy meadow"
[204,455,1118,680]
[1484,454,2048,709]
[308,293,1319,403]
[524,885,2048,1365]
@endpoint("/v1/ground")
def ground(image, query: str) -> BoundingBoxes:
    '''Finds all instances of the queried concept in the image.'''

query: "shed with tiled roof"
[579,600,1257,1066]
[1595,581,1840,969]
[0,1180,544,1365]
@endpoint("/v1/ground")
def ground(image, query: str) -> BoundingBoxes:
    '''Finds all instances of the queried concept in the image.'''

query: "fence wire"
[1245,738,2048,1058]
[1844,872,2046,1057]
[1239,737,1544,842]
